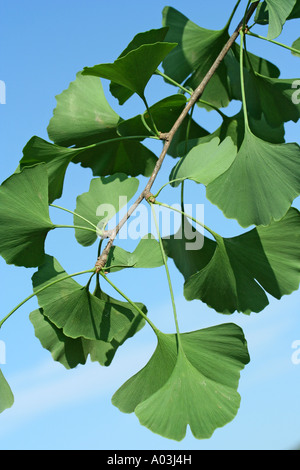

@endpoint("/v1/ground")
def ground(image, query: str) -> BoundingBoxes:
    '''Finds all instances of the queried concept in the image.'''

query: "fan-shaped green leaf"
[105,236,164,273]
[19,135,156,202]
[30,297,144,368]
[228,67,300,128]
[109,27,170,105]
[0,165,55,267]
[19,136,80,203]
[288,0,300,19]
[178,110,285,155]
[117,95,187,137]
[82,42,177,101]
[162,6,231,109]
[255,0,296,39]
[162,217,215,281]
[292,37,300,57]
[169,137,236,187]
[47,72,120,147]
[71,137,157,178]
[206,128,300,228]
[161,7,279,110]
[113,324,249,441]
[32,256,147,342]
[74,174,139,246]
[0,369,14,414]
[179,208,300,314]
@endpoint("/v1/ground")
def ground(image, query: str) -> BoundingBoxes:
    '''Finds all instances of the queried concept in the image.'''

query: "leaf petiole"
[153,199,219,241]
[246,30,300,56]
[50,204,99,231]
[150,203,182,347]
[141,95,161,137]
[54,224,100,234]
[239,30,250,130]
[153,178,187,198]
[154,69,227,117]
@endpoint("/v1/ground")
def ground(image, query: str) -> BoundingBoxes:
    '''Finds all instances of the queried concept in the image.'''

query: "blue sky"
[0,0,300,450]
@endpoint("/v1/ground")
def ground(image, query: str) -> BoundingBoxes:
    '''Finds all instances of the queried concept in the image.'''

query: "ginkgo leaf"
[30,296,144,369]
[19,136,80,203]
[46,71,157,179]
[30,308,92,369]
[47,71,120,147]
[169,137,237,187]
[162,6,232,109]
[288,1,300,19]
[105,236,164,272]
[113,324,249,441]
[162,217,215,281]
[71,137,157,178]
[0,165,55,268]
[228,66,300,127]
[82,42,177,101]
[292,37,300,57]
[117,95,187,138]
[206,128,300,227]
[19,136,156,203]
[161,7,280,110]
[164,209,300,314]
[32,256,147,342]
[163,208,300,314]
[108,27,170,105]
[74,174,139,246]
[177,110,285,155]
[255,0,297,39]
[0,369,14,414]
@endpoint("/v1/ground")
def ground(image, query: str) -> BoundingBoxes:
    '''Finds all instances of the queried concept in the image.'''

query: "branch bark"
[95,1,259,272]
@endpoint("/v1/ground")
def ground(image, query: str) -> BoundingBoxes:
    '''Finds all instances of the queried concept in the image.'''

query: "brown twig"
[95,1,259,272]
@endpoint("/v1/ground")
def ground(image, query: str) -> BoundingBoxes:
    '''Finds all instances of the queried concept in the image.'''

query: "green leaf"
[117,94,209,158]
[176,208,300,314]
[71,137,157,178]
[255,0,297,39]
[74,174,139,246]
[32,256,147,342]
[82,42,177,102]
[178,110,285,155]
[292,37,300,57]
[163,217,215,281]
[0,165,54,268]
[169,137,237,187]
[161,7,279,111]
[105,236,164,272]
[288,0,300,19]
[112,324,249,441]
[229,68,300,128]
[109,27,170,105]
[117,95,187,137]
[19,136,156,201]
[162,7,232,109]
[19,136,79,203]
[47,71,120,147]
[0,369,14,414]
[206,128,300,228]
[30,300,144,368]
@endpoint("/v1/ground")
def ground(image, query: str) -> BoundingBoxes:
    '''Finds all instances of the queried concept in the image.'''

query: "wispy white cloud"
[0,342,154,439]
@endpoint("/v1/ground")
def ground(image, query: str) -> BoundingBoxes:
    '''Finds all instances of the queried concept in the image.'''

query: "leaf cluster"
[0,0,300,441]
